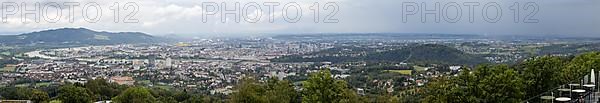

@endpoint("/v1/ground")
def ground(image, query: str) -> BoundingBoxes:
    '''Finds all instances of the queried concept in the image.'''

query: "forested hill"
[272,44,488,65]
[0,28,163,45]
[376,44,487,65]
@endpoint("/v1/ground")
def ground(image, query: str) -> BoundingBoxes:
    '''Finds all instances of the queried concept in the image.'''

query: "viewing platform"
[524,69,600,103]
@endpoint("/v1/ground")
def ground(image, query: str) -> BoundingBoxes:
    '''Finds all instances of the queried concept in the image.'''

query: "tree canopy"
[422,52,600,102]
[112,87,157,103]
[85,78,128,101]
[58,85,93,103]
[229,77,299,103]
[0,87,49,103]
[302,69,362,103]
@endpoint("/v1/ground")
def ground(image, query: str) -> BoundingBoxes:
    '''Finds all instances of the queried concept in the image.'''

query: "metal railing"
[522,70,598,103]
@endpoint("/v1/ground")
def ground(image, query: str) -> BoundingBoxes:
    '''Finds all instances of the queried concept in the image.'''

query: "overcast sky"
[0,0,599,37]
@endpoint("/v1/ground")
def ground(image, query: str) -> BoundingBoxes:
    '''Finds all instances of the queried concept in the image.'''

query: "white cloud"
[0,0,598,37]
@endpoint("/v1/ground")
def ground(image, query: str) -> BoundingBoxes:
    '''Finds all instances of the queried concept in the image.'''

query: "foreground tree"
[0,87,49,103]
[265,78,299,103]
[476,65,525,102]
[518,56,566,97]
[183,95,209,103]
[30,90,50,103]
[229,77,267,103]
[563,52,600,83]
[229,77,299,103]
[374,93,400,103]
[58,85,93,103]
[112,87,157,103]
[85,78,127,101]
[302,69,362,103]
[422,65,525,103]
[422,68,484,103]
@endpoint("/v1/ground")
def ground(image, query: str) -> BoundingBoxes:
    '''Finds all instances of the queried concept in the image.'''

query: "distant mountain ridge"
[0,28,163,44]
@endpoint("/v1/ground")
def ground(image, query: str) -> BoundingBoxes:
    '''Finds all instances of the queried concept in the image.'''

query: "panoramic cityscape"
[1,0,600,103]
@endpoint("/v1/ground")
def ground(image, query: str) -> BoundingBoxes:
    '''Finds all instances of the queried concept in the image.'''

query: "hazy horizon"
[3,27,600,38]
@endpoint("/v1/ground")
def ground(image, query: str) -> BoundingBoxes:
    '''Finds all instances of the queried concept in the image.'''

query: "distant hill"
[272,44,488,65]
[0,28,163,45]
[272,33,484,41]
[375,44,488,65]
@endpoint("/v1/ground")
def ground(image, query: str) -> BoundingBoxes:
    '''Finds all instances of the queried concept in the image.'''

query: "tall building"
[165,58,172,69]
[147,54,156,69]
[133,60,143,70]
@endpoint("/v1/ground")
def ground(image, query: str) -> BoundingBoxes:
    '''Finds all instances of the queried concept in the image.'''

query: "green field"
[522,45,542,54]
[156,85,174,90]
[0,51,11,56]
[137,80,152,86]
[36,82,52,87]
[385,70,413,75]
[49,100,62,103]
[15,83,30,87]
[413,66,427,72]
[0,66,16,72]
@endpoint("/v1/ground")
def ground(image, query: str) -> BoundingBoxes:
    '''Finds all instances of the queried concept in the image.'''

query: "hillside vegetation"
[273,44,487,65]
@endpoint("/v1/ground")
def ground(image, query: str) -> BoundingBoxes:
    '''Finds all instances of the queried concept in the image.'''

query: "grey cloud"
[0,0,598,37]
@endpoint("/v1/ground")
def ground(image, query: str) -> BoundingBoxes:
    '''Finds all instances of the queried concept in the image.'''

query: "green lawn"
[137,80,152,86]
[36,82,52,87]
[49,100,62,103]
[413,66,427,72]
[0,51,11,56]
[0,66,16,72]
[156,85,174,90]
[15,83,30,87]
[522,45,542,54]
[385,70,413,75]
